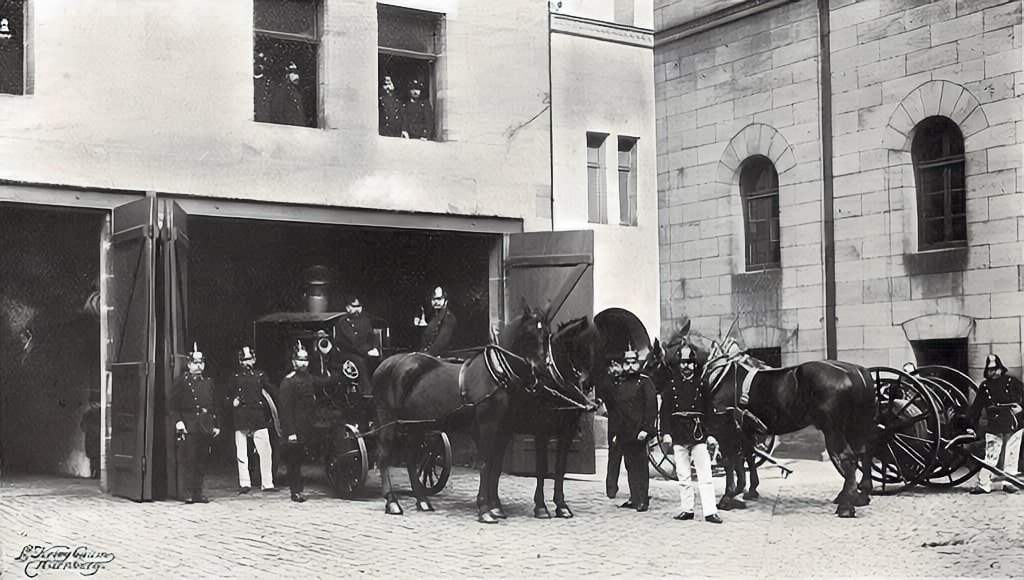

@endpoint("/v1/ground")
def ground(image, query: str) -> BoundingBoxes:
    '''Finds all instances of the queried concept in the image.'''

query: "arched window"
[912,116,966,249]
[740,156,780,270]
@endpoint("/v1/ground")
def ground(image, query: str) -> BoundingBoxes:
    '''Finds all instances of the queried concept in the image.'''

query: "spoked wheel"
[326,425,369,498]
[869,367,943,495]
[647,431,677,480]
[911,368,984,488]
[414,431,452,496]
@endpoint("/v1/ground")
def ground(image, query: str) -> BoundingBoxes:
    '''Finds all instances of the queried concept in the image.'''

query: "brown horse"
[508,316,601,519]
[371,304,552,523]
[651,329,878,517]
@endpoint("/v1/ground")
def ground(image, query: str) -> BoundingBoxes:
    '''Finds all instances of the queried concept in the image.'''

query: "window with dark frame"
[253,0,320,128]
[378,4,443,140]
[740,156,780,270]
[912,116,966,250]
[618,137,638,226]
[587,133,608,224]
[0,0,25,95]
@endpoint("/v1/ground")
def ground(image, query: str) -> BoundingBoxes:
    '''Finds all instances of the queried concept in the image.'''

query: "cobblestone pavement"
[1,457,1022,578]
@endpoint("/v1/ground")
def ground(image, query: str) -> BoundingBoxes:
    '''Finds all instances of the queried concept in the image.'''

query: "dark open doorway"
[0,204,105,479]
[911,338,968,374]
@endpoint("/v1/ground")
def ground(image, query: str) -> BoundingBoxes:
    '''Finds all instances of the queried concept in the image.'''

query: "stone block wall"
[829,0,1023,376]
[656,0,826,363]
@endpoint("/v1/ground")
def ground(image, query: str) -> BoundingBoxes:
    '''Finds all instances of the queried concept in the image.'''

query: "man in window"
[401,80,433,140]
[270,61,306,127]
[379,75,402,137]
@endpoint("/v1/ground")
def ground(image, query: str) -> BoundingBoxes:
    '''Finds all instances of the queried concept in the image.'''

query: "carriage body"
[253,312,451,498]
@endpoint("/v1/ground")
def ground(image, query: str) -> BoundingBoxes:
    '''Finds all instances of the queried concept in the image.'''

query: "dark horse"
[371,304,552,523]
[653,331,878,517]
[509,316,601,519]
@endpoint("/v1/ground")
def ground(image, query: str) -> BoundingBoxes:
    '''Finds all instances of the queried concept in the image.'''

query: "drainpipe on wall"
[548,2,557,231]
[818,0,837,360]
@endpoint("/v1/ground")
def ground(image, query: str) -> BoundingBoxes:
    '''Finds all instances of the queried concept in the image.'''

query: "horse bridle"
[540,332,594,411]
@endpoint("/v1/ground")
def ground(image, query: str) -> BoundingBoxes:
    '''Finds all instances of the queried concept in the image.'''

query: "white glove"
[232,397,240,408]
[175,421,186,434]
[212,428,221,437]
[637,430,648,442]
[368,348,380,357]
[288,434,298,442]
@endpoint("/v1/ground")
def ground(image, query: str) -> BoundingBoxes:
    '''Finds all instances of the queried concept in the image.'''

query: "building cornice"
[655,0,798,48]
[551,12,653,49]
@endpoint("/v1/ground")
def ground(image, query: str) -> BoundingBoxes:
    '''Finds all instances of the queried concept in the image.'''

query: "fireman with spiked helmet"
[227,345,278,494]
[171,343,221,504]
[277,340,324,503]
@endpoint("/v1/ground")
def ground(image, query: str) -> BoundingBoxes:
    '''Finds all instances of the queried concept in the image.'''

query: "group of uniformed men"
[169,288,458,504]
[598,345,723,523]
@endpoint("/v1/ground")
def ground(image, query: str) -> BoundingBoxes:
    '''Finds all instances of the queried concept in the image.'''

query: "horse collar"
[484,345,536,393]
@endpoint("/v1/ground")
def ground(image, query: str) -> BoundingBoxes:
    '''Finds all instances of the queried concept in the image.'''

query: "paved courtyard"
[1,455,1022,578]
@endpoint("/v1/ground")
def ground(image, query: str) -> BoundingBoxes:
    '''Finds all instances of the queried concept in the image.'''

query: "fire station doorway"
[0,204,105,484]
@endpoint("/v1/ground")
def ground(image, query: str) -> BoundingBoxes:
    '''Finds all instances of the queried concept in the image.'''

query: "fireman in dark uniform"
[401,79,434,140]
[171,343,221,504]
[415,286,457,356]
[335,295,381,396]
[378,74,402,137]
[660,345,722,523]
[269,61,306,127]
[599,349,657,512]
[969,353,1023,494]
[278,341,319,503]
[228,346,277,493]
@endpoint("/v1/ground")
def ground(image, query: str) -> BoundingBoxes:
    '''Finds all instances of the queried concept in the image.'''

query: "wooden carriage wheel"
[414,431,452,496]
[911,367,983,488]
[326,424,369,498]
[869,367,943,495]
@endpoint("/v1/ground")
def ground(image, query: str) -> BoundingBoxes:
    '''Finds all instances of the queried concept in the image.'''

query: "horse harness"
[703,351,772,433]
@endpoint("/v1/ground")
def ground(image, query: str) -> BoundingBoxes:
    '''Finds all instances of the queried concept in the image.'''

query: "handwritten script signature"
[14,545,115,577]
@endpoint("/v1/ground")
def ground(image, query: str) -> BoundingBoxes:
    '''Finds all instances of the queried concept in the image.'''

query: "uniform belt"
[193,407,209,414]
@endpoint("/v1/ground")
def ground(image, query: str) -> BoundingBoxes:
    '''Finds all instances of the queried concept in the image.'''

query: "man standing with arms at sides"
[414,286,457,357]
[278,341,319,503]
[228,346,277,494]
[601,349,657,512]
[171,343,221,504]
[660,345,722,523]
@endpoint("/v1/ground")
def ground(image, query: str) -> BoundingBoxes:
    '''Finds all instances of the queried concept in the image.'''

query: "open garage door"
[504,230,595,475]
[161,200,190,500]
[108,196,158,501]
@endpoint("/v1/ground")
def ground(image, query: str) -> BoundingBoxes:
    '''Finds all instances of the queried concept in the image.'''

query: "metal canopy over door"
[161,200,190,500]
[504,230,595,475]
[108,195,158,501]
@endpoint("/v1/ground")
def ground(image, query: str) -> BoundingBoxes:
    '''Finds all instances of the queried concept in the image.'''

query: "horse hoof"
[534,506,552,519]
[836,505,856,518]
[742,490,760,501]
[478,512,500,524]
[856,491,871,506]
[416,501,434,512]
[555,506,574,519]
[385,502,404,516]
[489,507,508,520]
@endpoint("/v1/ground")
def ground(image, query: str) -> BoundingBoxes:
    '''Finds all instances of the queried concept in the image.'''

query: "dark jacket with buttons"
[659,371,712,445]
[599,373,657,442]
[228,368,275,432]
[420,307,457,356]
[171,372,218,435]
[277,369,320,443]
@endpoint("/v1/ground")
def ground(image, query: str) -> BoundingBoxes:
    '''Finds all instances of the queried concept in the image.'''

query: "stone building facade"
[654,0,1022,378]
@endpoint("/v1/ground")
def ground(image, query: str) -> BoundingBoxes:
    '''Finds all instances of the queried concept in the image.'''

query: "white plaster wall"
[558,0,654,29]
[0,0,552,230]
[550,31,660,336]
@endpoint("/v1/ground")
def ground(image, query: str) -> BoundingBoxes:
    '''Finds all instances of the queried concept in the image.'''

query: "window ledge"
[904,247,968,275]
